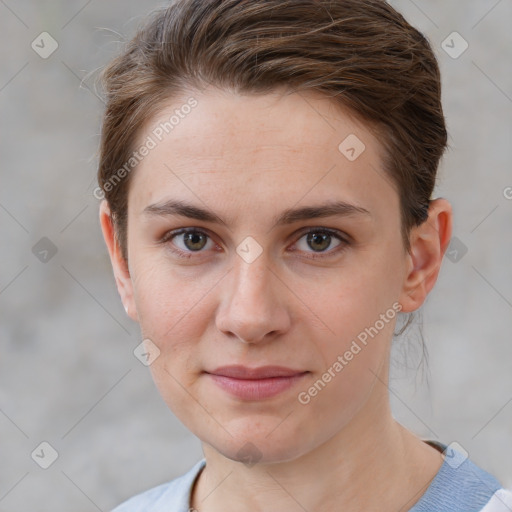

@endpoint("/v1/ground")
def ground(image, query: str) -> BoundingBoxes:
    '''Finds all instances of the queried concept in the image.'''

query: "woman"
[97,0,512,510]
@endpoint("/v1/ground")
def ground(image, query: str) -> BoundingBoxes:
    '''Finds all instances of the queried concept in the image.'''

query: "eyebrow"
[143,199,371,226]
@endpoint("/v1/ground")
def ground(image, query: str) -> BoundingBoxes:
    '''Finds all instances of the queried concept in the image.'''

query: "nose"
[215,252,291,344]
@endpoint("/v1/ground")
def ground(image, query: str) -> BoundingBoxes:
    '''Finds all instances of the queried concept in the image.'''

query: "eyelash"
[159,227,350,261]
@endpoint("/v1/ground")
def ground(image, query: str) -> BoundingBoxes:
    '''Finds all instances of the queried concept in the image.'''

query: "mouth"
[205,365,309,400]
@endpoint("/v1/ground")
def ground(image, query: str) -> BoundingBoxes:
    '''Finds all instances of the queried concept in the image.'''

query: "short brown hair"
[97,0,447,262]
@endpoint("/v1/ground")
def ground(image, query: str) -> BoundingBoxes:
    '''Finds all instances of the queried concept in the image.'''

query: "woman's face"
[117,87,414,463]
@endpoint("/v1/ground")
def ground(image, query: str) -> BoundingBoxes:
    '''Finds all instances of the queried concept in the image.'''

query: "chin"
[219,441,304,466]
[203,421,316,466]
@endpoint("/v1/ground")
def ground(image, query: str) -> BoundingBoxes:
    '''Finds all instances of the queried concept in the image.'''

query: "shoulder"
[411,441,512,512]
[111,459,206,512]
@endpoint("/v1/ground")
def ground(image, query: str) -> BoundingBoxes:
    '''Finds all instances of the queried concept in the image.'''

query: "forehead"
[128,86,395,217]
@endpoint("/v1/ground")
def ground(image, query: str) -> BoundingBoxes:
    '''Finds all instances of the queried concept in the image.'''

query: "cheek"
[301,249,402,392]
[129,256,224,397]
[296,312,395,431]
[314,256,401,342]
[130,256,216,338]
[131,261,213,421]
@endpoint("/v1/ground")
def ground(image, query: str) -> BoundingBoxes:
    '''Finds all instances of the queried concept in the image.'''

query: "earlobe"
[99,200,139,322]
[399,198,453,313]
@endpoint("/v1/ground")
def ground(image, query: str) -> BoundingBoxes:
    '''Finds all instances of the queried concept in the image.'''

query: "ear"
[399,198,453,313]
[99,200,139,322]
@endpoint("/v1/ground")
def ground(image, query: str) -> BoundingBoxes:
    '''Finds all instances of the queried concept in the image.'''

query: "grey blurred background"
[0,0,511,510]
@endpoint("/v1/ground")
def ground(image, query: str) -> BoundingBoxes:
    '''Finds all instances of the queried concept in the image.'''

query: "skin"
[100,85,452,511]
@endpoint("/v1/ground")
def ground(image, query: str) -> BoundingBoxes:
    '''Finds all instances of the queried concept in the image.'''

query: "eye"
[292,228,348,259]
[161,228,216,258]
[160,227,349,260]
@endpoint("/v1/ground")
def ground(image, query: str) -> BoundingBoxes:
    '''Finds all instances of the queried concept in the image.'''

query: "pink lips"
[206,365,308,400]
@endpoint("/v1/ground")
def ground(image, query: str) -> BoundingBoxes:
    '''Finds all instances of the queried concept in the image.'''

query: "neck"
[192,376,443,511]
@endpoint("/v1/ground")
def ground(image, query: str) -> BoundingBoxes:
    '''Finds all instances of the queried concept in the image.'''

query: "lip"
[205,365,309,400]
